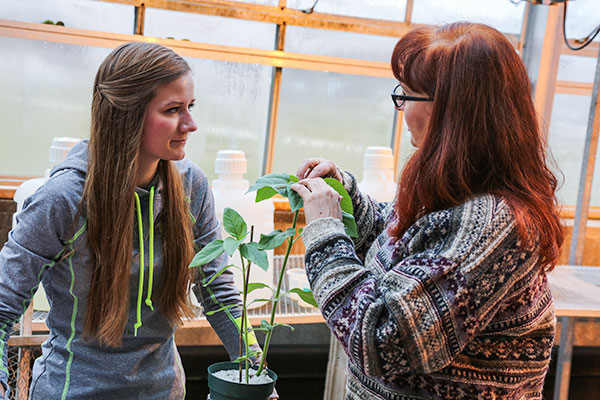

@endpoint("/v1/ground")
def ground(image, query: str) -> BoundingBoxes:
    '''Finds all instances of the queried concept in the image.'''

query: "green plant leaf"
[324,177,353,215]
[256,186,278,202]
[223,208,247,240]
[288,288,319,307]
[245,282,273,295]
[248,173,291,197]
[239,243,269,271]
[248,298,274,307]
[188,240,224,268]
[342,211,358,238]
[223,237,240,257]
[286,183,304,212]
[202,264,239,287]
[205,303,239,316]
[258,228,296,250]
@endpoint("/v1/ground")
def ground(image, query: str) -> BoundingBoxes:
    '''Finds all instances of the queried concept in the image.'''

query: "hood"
[50,139,89,178]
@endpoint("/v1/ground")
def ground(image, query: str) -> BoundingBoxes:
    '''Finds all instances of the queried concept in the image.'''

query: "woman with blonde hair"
[0,42,253,399]
[292,22,563,399]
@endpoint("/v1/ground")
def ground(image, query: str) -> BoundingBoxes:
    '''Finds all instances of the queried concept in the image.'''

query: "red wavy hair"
[390,22,563,270]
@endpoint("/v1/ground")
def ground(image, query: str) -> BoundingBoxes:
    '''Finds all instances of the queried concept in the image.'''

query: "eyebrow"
[165,99,195,106]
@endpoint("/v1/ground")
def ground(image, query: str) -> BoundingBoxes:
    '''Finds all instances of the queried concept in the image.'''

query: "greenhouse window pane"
[412,0,526,35]
[285,26,400,62]
[557,55,599,83]
[0,37,110,176]
[144,8,276,50]
[563,0,600,41]
[273,69,396,178]
[0,0,134,34]
[183,59,272,183]
[286,0,407,21]
[0,37,271,182]
[548,94,592,206]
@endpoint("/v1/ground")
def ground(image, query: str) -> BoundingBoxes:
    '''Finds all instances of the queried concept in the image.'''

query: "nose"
[180,112,198,133]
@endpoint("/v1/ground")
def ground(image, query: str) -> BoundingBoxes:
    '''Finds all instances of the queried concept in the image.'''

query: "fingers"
[292,178,342,201]
[296,158,322,180]
[295,158,339,180]
[290,182,311,199]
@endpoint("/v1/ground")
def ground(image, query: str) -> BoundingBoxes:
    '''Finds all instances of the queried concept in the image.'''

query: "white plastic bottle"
[357,146,397,202]
[13,136,82,311]
[211,150,275,309]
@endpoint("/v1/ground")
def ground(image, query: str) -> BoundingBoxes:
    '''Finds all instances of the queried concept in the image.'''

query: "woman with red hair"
[292,22,563,399]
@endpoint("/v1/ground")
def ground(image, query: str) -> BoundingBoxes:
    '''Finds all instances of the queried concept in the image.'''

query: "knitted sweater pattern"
[301,172,555,400]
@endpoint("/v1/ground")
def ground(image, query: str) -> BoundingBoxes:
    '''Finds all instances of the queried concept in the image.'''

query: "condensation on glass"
[184,58,272,184]
[144,8,276,50]
[286,0,408,21]
[0,37,110,176]
[548,94,594,206]
[273,68,396,178]
[285,26,400,63]
[0,0,134,34]
[412,0,526,35]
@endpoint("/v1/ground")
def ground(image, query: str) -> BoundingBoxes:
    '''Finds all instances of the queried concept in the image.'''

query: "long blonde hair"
[83,42,195,346]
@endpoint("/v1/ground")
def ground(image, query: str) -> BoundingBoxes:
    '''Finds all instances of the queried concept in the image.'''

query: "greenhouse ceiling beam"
[0,19,391,78]
[95,0,520,48]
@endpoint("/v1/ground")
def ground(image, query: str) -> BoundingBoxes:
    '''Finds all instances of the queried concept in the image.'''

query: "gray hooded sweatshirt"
[0,141,243,399]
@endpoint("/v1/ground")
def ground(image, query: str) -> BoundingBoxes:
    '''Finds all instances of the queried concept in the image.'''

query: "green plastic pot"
[207,361,277,400]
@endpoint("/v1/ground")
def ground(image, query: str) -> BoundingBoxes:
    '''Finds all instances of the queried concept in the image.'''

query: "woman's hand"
[291,178,343,224]
[296,158,343,182]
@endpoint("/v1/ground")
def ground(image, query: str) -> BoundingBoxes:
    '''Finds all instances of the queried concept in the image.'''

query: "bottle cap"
[49,137,81,164]
[363,146,394,170]
[215,150,247,175]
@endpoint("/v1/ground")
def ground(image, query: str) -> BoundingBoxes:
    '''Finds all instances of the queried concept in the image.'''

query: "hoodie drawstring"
[145,186,155,311]
[133,187,155,336]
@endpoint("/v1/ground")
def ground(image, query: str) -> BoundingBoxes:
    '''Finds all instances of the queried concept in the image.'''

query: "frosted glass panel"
[557,55,599,83]
[286,26,399,62]
[287,0,407,21]
[0,0,133,34]
[273,69,396,178]
[145,8,276,50]
[563,0,600,41]
[183,60,272,183]
[0,37,108,176]
[548,94,592,206]
[412,0,526,34]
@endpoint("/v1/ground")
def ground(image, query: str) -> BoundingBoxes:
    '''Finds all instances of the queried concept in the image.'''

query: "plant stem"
[256,210,299,375]
[236,227,254,384]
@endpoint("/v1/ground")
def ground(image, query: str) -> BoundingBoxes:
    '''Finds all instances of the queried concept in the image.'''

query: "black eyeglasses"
[391,84,433,109]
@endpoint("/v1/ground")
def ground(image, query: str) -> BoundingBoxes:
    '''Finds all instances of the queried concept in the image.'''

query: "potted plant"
[189,173,357,400]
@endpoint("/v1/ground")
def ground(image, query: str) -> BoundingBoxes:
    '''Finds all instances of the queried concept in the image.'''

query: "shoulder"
[175,159,209,194]
[404,194,517,260]
[174,159,212,214]
[14,169,84,248]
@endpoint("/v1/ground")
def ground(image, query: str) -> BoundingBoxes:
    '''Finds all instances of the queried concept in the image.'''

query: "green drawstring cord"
[145,186,155,311]
[134,192,144,336]
[133,187,156,336]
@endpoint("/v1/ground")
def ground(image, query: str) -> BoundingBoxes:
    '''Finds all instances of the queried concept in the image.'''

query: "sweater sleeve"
[187,169,243,361]
[0,177,78,400]
[341,171,392,260]
[302,195,539,379]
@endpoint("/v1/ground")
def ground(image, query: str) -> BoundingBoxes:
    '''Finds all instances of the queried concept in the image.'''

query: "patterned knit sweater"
[301,172,555,400]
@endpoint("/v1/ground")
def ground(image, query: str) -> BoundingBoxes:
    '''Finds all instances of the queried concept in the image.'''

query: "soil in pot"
[208,361,277,400]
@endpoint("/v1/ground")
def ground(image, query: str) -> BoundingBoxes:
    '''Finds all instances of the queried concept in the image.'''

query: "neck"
[137,157,159,188]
